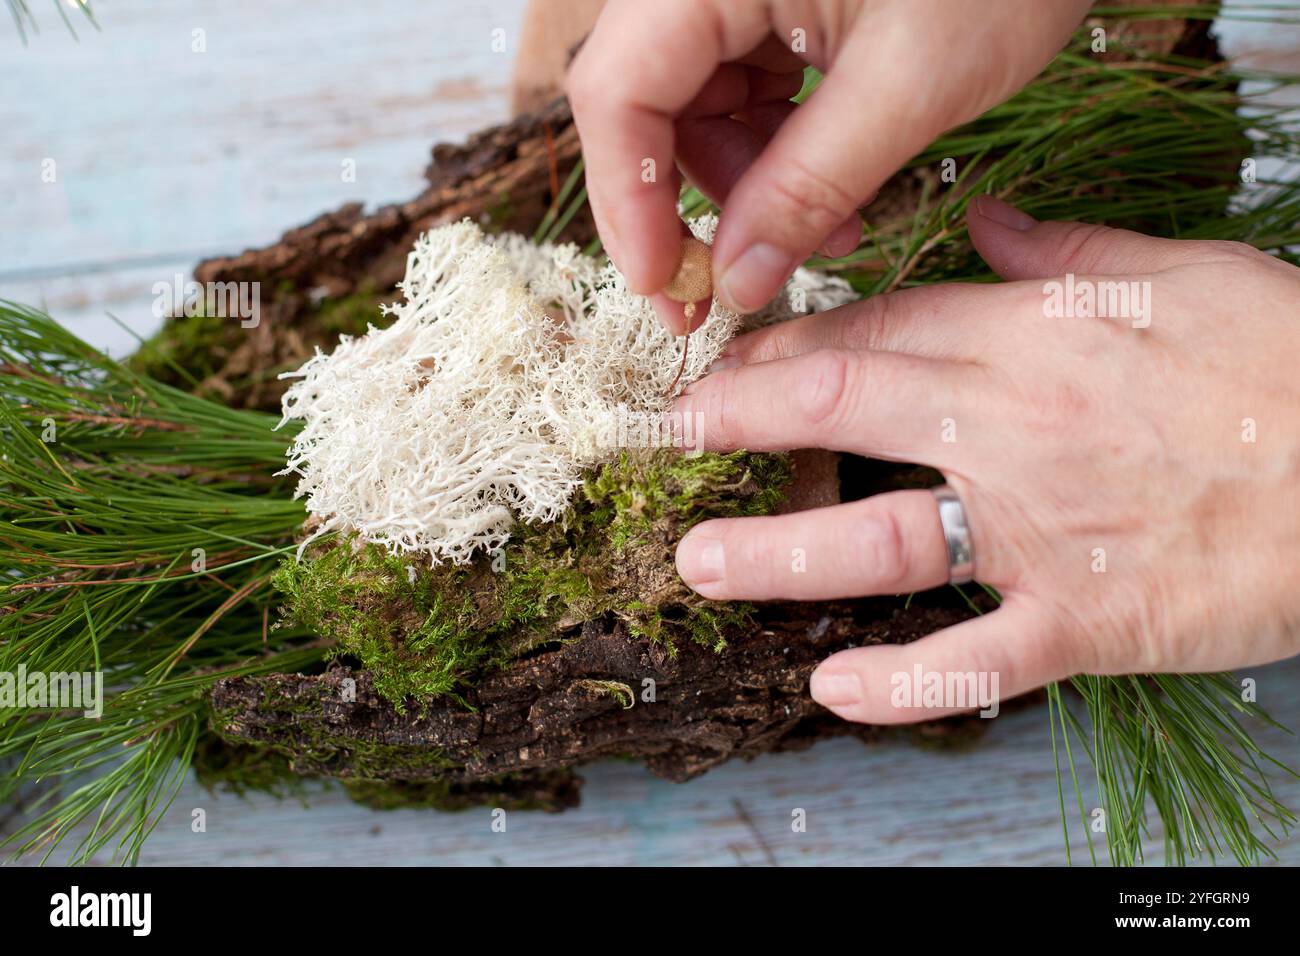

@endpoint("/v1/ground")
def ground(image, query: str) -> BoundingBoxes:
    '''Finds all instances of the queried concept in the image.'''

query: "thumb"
[808,599,1075,725]
[967,195,1203,280]
[709,27,963,314]
[711,1,1091,314]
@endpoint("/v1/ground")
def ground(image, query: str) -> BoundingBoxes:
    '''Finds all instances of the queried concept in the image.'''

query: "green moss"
[209,676,463,776]
[342,771,576,813]
[274,546,524,710]
[573,679,635,709]
[127,311,229,384]
[257,680,322,717]
[302,739,459,778]
[482,191,515,233]
[313,284,388,338]
[197,721,566,812]
[583,447,788,548]
[192,732,309,800]
[127,284,390,394]
[212,715,461,782]
[275,448,791,710]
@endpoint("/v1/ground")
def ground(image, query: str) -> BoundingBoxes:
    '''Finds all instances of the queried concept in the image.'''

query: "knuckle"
[708,370,744,443]
[860,505,910,592]
[766,155,860,239]
[564,54,605,115]
[564,59,591,105]
[847,294,899,352]
[1051,223,1112,274]
[733,523,777,578]
[1192,239,1262,264]
[792,349,852,429]
[736,325,793,364]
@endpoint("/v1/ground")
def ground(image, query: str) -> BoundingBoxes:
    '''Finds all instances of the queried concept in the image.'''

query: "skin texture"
[566,0,1094,331]
[672,197,1300,724]
[570,0,1300,725]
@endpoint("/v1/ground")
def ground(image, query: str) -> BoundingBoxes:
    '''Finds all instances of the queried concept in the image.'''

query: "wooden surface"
[10,655,1299,867]
[3,1,1299,866]
[1,0,527,354]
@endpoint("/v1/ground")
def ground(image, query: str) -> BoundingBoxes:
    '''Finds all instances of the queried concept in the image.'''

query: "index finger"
[565,0,773,294]
[674,347,974,466]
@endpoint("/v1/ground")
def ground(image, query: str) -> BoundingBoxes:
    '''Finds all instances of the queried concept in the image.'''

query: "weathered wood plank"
[1,0,527,353]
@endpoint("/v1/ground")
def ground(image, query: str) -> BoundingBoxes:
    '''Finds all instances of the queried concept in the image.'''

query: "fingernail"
[594,213,624,270]
[677,531,725,586]
[653,297,689,335]
[974,195,1035,231]
[817,236,853,259]
[810,666,862,708]
[718,243,793,313]
[705,354,742,374]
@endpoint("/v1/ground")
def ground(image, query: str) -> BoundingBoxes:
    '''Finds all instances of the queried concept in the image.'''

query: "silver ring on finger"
[931,484,974,585]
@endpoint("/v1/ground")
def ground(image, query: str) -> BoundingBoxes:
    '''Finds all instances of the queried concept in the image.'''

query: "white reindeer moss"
[278,218,854,564]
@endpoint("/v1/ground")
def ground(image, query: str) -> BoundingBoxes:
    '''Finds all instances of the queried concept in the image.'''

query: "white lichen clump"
[278,217,855,564]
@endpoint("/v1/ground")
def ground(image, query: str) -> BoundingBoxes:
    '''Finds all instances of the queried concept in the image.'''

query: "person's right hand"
[566,0,1093,332]
[671,198,1300,723]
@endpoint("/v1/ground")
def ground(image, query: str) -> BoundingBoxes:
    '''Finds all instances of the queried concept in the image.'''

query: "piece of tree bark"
[182,97,588,409]
[212,594,996,787]
[195,95,587,305]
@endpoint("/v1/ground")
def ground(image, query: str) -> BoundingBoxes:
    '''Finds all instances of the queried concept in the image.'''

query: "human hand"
[672,196,1300,723]
[566,0,1093,332]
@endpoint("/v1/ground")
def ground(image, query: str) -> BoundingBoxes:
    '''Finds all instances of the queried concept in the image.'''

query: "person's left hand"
[672,195,1300,723]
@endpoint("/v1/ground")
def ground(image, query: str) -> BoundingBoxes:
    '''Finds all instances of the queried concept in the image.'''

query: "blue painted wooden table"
[3,0,1298,866]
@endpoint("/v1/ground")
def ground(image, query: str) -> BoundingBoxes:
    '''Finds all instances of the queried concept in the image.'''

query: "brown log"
[211,595,997,788]
[197,96,588,296]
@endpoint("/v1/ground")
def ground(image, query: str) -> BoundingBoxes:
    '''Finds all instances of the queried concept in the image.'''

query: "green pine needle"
[5,0,95,43]
[0,300,321,864]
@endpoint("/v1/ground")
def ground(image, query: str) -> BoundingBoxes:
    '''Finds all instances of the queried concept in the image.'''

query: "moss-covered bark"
[193,732,582,812]
[128,284,389,405]
[211,595,999,795]
[273,449,790,710]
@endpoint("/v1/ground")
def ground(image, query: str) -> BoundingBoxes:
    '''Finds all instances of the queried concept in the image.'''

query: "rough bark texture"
[211,594,996,788]
[179,97,587,409]
[200,96,586,293]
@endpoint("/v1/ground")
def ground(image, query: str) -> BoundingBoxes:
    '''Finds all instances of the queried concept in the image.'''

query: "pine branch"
[0,300,321,863]
[6,0,95,43]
